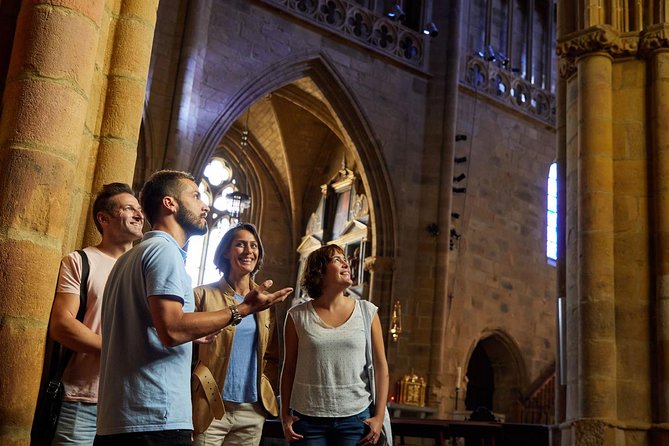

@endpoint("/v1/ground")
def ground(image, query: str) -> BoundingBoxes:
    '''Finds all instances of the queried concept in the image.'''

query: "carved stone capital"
[557,25,640,79]
[639,23,669,57]
[557,25,637,60]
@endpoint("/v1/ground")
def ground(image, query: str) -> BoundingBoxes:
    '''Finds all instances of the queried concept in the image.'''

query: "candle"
[456,366,462,389]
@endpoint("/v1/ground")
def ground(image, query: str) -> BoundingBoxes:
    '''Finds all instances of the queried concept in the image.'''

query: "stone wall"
[143,0,557,419]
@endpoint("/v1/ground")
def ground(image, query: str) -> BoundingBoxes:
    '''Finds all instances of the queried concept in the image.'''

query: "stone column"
[574,51,617,420]
[0,1,158,443]
[0,2,106,444]
[428,0,463,414]
[652,48,669,423]
[83,0,158,247]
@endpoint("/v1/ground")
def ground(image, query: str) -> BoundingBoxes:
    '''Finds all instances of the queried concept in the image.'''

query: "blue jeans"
[52,401,97,445]
[292,406,371,446]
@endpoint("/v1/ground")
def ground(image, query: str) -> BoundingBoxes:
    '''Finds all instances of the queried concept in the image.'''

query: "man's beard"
[175,200,208,237]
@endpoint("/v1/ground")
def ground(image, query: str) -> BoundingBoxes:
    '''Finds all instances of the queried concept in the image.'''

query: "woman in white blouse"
[280,244,389,445]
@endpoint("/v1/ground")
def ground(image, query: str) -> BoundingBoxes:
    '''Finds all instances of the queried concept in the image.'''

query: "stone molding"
[557,23,669,78]
[257,0,426,70]
[364,255,394,273]
[462,55,556,126]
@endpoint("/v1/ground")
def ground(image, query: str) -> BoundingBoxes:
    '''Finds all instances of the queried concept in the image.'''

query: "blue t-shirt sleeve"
[142,239,191,305]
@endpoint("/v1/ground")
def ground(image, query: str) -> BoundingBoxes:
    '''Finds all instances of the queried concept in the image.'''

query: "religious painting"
[332,189,351,239]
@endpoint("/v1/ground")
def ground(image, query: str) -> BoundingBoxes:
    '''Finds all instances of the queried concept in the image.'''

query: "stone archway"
[188,54,398,331]
[190,53,396,262]
[465,330,528,420]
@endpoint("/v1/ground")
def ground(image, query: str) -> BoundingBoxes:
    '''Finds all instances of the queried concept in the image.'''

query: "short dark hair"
[300,244,345,299]
[92,183,134,234]
[213,223,264,278]
[139,170,195,226]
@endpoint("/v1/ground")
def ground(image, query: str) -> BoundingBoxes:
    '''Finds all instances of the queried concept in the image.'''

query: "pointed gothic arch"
[190,53,397,262]
[464,329,529,419]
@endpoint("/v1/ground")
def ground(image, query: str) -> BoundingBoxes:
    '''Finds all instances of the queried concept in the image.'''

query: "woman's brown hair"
[300,244,345,299]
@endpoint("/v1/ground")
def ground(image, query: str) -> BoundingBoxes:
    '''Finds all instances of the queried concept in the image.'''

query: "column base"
[556,418,668,446]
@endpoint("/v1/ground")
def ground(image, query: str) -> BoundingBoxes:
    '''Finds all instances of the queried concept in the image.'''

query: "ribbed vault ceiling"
[229,77,351,230]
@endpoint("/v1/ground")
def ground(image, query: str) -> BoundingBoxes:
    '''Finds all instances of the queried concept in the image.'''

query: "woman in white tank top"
[280,244,390,445]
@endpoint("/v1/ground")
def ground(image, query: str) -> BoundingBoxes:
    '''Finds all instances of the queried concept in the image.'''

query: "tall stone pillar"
[575,52,617,422]
[0,3,106,444]
[557,3,669,444]
[0,1,157,444]
[83,0,158,247]
[650,45,669,426]
[428,0,463,415]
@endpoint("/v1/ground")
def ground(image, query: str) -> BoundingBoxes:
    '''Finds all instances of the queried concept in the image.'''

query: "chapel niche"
[295,167,371,301]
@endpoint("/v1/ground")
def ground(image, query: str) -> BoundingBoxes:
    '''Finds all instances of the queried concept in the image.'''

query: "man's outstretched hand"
[238,280,292,316]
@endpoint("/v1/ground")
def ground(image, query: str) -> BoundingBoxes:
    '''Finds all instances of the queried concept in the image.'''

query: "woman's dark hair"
[300,244,345,299]
[92,183,135,234]
[213,223,264,278]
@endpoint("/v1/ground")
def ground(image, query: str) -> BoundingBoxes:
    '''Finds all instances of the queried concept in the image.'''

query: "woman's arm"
[280,314,303,442]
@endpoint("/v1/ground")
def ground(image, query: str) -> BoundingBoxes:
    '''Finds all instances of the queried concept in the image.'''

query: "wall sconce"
[389,300,403,342]
[455,134,467,141]
[453,187,466,193]
[240,129,249,147]
[454,156,467,163]
[240,109,250,147]
[422,21,439,37]
[387,4,405,21]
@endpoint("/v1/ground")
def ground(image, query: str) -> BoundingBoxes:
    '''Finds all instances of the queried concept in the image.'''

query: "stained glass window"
[546,162,557,262]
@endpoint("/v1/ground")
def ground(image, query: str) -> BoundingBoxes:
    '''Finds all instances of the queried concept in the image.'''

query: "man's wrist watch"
[228,304,243,326]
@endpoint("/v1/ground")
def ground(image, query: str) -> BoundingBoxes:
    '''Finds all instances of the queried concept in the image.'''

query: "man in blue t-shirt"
[95,170,292,445]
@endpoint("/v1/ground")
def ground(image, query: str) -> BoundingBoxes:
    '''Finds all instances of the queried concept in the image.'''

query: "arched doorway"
[464,330,527,421]
[465,343,494,413]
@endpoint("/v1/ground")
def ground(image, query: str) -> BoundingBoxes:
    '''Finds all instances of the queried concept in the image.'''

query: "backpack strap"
[74,249,90,322]
[360,300,376,401]
[360,300,394,446]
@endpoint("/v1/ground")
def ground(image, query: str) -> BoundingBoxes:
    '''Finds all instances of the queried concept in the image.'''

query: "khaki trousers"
[193,401,266,446]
